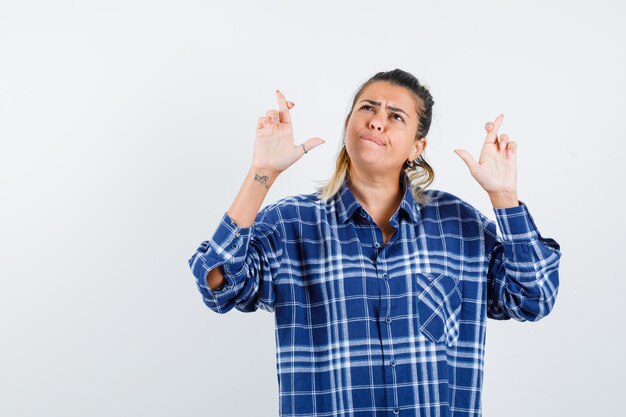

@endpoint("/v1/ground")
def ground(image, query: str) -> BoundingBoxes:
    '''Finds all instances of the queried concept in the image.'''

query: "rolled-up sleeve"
[481,201,562,321]
[188,207,283,314]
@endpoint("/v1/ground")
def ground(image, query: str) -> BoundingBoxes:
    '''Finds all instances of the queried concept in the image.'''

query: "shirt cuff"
[192,212,253,292]
[210,212,251,262]
[492,200,540,242]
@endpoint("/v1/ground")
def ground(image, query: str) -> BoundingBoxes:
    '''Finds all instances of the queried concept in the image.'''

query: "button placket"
[231,228,242,250]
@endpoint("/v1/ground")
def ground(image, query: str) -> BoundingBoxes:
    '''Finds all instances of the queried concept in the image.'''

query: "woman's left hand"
[454,114,519,207]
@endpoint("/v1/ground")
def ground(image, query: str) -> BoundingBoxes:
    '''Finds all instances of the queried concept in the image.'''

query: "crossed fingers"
[485,114,516,155]
[256,90,295,130]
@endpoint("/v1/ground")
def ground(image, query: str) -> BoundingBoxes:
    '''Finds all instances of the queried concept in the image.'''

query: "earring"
[406,159,415,167]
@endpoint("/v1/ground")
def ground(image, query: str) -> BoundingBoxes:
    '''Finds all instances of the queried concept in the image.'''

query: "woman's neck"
[348,168,404,226]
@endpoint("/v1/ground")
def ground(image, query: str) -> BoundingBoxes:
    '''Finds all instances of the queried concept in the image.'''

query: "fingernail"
[273,115,279,122]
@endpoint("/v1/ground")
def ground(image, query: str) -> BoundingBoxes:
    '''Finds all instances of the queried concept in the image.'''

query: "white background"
[1,0,624,416]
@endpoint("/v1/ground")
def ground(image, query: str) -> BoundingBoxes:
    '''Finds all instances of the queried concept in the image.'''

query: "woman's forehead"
[357,82,417,112]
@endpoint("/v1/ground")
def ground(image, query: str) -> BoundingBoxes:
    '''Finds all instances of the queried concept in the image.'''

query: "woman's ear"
[409,137,427,160]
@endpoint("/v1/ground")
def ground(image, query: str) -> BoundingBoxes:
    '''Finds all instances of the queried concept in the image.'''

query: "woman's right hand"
[253,90,325,175]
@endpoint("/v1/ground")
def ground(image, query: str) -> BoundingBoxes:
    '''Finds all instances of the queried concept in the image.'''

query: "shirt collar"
[336,173,421,224]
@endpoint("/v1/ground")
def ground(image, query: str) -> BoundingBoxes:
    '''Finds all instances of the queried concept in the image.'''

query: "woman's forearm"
[227,166,280,228]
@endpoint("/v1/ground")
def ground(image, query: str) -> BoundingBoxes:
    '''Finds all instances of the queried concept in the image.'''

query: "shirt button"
[382,273,389,279]
[385,317,392,324]
[231,243,239,249]
[226,285,233,290]
[374,242,381,248]
[390,360,396,367]
[393,407,399,414]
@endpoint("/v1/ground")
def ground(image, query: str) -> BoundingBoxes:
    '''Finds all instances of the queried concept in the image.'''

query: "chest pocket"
[415,272,463,346]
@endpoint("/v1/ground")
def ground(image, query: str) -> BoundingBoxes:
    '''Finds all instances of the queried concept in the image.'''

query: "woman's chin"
[349,152,379,167]
[349,154,394,173]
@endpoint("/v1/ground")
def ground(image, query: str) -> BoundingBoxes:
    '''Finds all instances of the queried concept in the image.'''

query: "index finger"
[276,90,292,124]
[484,113,504,144]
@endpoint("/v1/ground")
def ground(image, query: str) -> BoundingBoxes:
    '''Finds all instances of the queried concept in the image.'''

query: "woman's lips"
[360,135,384,146]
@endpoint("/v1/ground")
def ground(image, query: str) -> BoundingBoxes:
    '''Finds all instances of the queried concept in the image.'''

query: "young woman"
[188,69,561,417]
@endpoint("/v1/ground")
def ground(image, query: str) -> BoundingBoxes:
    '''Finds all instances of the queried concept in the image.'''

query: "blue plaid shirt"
[188,177,561,417]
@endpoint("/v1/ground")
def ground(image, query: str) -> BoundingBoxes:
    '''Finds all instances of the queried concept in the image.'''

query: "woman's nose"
[369,115,384,131]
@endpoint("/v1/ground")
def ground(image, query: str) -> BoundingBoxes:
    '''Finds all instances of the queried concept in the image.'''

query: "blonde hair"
[316,69,435,205]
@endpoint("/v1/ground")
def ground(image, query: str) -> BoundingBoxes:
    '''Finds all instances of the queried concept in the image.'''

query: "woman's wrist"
[488,191,519,209]
[249,165,281,189]
[226,167,277,228]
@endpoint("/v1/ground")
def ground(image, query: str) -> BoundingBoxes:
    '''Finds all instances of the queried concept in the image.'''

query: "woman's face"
[345,81,426,176]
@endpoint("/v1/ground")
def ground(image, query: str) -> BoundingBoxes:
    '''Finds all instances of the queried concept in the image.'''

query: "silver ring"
[302,143,308,154]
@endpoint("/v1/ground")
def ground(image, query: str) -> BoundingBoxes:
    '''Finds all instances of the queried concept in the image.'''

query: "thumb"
[454,149,478,172]
[299,137,326,155]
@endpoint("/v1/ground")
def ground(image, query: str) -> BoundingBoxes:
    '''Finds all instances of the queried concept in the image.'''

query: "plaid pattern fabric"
[188,177,561,417]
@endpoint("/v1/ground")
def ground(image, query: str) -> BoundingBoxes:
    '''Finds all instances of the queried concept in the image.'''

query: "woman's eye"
[360,105,404,122]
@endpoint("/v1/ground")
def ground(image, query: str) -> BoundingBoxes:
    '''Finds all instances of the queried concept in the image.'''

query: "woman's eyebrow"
[359,99,410,118]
